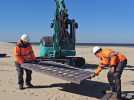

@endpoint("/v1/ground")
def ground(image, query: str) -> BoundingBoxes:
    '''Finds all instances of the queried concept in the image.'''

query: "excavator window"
[40,36,53,47]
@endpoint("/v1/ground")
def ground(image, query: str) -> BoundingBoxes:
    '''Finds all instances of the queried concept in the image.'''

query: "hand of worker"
[109,66,115,73]
[31,60,39,64]
[24,61,31,63]
[89,72,96,79]
[24,60,38,64]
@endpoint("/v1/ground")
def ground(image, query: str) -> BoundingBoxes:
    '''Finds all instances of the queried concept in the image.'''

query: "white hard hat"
[92,46,101,54]
[20,34,30,42]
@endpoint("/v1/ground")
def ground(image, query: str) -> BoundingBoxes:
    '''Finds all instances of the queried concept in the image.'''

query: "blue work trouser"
[15,62,32,85]
[107,60,127,98]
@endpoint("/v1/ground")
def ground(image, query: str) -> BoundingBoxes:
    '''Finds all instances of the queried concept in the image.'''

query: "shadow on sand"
[31,80,110,99]
[0,53,8,57]
[129,81,134,85]
[29,81,134,99]
[29,64,134,99]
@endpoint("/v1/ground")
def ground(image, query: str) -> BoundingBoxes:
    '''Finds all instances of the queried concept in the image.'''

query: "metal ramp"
[21,61,92,84]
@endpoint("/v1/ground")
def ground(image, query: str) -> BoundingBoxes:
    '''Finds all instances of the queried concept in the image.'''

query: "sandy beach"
[0,42,133,100]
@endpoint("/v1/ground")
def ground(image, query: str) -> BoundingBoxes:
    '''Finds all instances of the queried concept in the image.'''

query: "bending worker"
[90,46,127,99]
[13,34,36,90]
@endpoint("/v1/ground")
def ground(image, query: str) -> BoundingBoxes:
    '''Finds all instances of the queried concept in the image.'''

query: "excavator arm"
[51,0,78,58]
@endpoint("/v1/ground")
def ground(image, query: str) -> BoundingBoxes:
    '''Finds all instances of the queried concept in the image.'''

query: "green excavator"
[21,0,93,84]
[39,0,85,67]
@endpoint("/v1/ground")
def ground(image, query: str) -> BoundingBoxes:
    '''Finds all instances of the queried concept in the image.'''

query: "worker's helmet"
[92,46,101,54]
[20,34,30,42]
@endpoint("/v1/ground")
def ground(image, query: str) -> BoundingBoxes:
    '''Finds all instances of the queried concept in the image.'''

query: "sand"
[0,42,133,100]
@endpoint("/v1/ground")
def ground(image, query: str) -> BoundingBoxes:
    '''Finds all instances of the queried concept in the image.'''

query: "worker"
[13,34,36,90]
[90,46,127,99]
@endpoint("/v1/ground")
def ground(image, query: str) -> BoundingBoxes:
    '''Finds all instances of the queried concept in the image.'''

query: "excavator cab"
[39,0,85,66]
[39,36,54,58]
[39,19,78,58]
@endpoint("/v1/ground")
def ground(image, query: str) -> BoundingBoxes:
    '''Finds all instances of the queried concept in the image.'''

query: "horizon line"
[8,42,134,46]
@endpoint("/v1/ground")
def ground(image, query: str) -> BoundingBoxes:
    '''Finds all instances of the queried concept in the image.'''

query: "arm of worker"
[89,64,105,79]
[29,45,36,60]
[111,51,119,56]
[95,64,106,75]
[29,45,39,63]
[13,47,24,64]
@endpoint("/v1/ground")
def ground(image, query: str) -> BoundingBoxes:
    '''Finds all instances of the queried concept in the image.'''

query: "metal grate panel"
[21,61,93,84]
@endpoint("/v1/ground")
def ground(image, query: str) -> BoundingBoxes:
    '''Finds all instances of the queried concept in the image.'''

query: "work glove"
[109,66,116,73]
[89,72,96,79]
[24,61,31,63]
[31,60,39,64]
[24,60,39,64]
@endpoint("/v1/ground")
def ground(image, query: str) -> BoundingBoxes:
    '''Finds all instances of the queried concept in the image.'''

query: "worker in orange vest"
[13,34,36,90]
[90,46,127,99]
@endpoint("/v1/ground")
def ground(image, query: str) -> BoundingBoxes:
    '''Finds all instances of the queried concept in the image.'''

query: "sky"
[0,0,134,43]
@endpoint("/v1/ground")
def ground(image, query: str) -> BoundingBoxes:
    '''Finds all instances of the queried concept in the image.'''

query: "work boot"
[19,84,24,90]
[26,83,34,88]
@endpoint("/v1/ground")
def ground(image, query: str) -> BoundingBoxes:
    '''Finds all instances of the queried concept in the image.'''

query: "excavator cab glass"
[40,36,53,47]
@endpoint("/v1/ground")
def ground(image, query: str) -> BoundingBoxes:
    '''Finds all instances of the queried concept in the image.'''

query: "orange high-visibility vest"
[13,42,36,64]
[95,48,127,75]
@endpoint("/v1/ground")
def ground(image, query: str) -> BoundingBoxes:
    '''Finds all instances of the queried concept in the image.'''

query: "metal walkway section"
[21,61,92,84]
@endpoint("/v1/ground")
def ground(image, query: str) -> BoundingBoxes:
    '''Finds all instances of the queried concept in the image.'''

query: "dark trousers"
[15,63,32,85]
[107,60,127,98]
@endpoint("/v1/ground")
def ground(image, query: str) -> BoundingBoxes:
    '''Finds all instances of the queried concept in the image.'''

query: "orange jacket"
[95,48,127,75]
[13,41,36,64]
